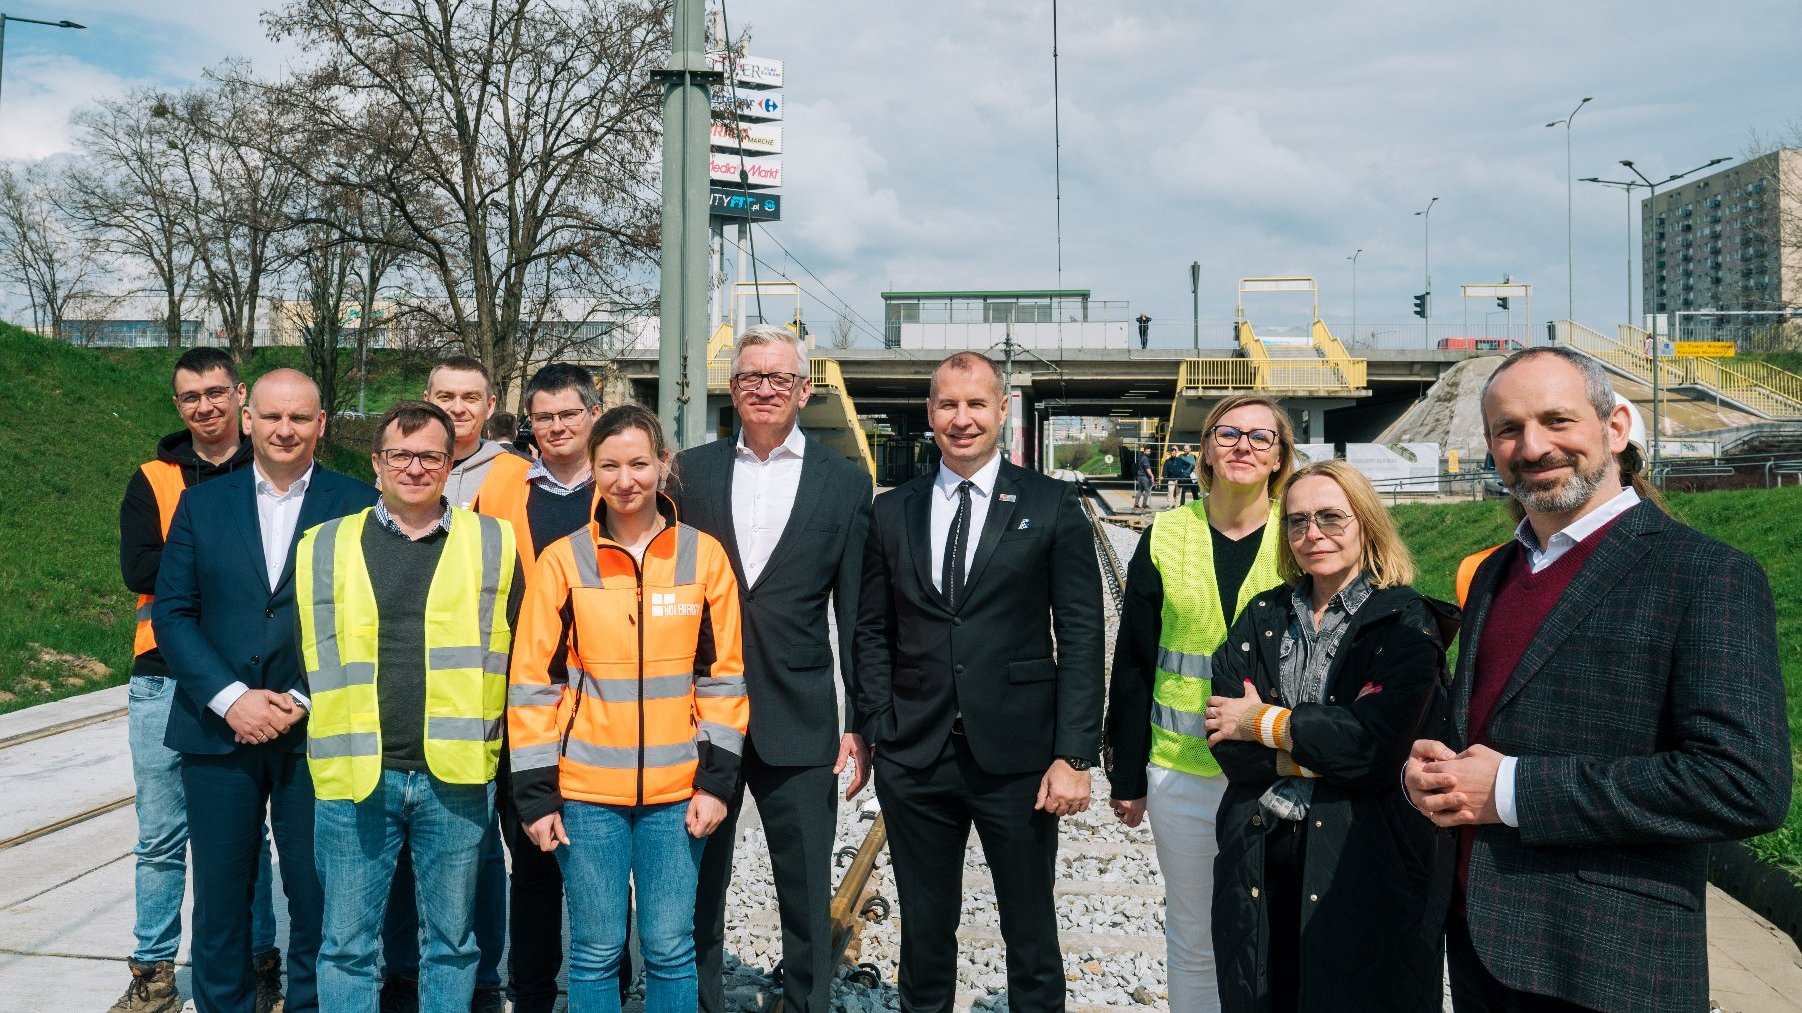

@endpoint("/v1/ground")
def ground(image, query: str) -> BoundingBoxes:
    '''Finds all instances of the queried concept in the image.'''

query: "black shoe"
[379,975,419,1013]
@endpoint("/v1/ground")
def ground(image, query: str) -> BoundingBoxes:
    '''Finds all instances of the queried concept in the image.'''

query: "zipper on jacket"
[635,582,646,807]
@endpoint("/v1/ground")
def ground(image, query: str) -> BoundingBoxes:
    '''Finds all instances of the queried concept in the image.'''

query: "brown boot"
[106,961,180,1013]
[253,948,285,1013]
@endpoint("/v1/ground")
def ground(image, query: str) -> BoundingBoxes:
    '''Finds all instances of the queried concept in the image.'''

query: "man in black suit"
[856,351,1104,1013]
[154,368,378,1013]
[1405,346,1790,1013]
[678,324,873,1013]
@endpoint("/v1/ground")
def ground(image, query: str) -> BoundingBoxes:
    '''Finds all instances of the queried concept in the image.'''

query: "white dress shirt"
[1492,484,1642,826]
[732,425,808,587]
[208,462,315,721]
[929,453,1002,593]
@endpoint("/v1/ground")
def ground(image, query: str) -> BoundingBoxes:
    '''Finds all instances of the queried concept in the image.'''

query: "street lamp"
[1546,96,1593,323]
[1347,248,1362,345]
[1618,155,1732,484]
[0,13,85,113]
[1414,197,1438,344]
[1580,176,1645,329]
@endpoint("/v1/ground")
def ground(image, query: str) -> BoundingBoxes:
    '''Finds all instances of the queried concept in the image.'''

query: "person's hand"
[1110,797,1147,828]
[1035,759,1092,817]
[834,733,871,800]
[686,788,728,838]
[1204,680,1266,746]
[227,691,295,745]
[1403,739,1459,815]
[1419,744,1506,828]
[525,812,568,852]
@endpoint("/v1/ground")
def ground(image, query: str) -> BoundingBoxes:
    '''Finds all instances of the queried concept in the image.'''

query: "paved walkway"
[5,687,1800,1011]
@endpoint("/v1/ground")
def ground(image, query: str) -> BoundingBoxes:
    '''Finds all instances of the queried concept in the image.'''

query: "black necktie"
[943,480,973,608]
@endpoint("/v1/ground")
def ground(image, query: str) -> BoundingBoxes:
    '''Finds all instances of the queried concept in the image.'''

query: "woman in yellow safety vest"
[508,404,747,1013]
[1104,393,1295,1012]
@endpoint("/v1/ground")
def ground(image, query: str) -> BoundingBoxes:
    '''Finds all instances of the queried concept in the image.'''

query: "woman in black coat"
[1201,460,1455,1013]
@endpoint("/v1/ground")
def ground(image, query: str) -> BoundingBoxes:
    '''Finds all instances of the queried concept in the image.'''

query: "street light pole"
[0,13,86,113]
[1347,248,1361,345]
[1546,97,1593,323]
[1189,260,1200,351]
[1414,197,1438,344]
[1580,176,1645,328]
[1619,156,1732,485]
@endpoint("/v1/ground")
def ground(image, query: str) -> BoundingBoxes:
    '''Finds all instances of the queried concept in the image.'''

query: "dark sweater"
[362,517,526,772]
[527,483,595,560]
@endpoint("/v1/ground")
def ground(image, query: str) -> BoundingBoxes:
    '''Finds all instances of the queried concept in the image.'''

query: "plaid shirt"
[373,497,452,540]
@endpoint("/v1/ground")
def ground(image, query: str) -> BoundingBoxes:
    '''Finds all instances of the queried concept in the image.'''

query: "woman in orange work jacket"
[508,404,748,1013]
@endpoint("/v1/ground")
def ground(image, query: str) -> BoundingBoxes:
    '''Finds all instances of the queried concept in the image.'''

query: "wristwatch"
[1060,755,1093,771]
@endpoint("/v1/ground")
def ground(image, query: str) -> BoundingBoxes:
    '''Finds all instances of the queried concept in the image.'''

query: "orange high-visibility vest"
[1455,544,1505,608]
[471,463,599,570]
[133,461,189,657]
[508,512,748,808]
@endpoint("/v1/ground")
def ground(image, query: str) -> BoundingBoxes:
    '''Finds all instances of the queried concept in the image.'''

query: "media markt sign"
[709,154,782,189]
[709,188,781,223]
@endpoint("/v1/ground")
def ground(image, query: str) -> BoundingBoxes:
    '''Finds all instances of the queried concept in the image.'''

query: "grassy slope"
[1392,489,1802,875]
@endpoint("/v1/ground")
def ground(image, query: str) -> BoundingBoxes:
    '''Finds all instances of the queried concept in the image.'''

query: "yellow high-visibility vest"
[296,507,516,802]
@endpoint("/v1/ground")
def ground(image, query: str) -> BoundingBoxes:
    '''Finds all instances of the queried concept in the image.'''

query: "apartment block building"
[1641,148,1800,324]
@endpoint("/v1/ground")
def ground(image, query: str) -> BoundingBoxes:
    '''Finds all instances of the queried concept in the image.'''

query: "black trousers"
[183,747,322,1013]
[1447,911,1598,1013]
[497,760,566,1013]
[694,739,840,1013]
[1264,818,1307,1013]
[875,735,1063,1013]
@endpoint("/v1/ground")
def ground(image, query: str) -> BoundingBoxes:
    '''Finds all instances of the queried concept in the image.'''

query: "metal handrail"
[1177,357,1367,392]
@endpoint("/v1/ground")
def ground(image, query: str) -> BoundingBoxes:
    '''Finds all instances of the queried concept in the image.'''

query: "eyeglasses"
[378,449,451,472]
[732,371,803,393]
[526,408,591,430]
[1283,510,1354,539]
[1211,425,1277,451]
[175,386,236,409]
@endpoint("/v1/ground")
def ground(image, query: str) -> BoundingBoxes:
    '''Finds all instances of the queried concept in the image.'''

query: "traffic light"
[1413,292,1430,319]
[1496,297,1510,310]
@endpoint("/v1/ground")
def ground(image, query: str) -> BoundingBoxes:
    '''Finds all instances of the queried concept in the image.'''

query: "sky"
[3,0,1800,346]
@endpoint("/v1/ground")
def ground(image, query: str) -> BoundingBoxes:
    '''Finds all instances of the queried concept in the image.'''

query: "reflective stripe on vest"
[133,461,188,657]
[1145,501,1284,778]
[297,507,516,802]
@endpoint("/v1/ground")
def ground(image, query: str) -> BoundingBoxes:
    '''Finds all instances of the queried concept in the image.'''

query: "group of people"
[111,331,1788,1013]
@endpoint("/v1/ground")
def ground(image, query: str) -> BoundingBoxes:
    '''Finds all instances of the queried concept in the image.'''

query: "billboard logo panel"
[706,53,784,89]
[709,155,782,189]
[709,188,782,222]
[709,121,783,155]
[711,90,782,122]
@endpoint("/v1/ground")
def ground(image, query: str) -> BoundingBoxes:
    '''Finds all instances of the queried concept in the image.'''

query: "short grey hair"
[1479,345,1613,430]
[730,324,809,375]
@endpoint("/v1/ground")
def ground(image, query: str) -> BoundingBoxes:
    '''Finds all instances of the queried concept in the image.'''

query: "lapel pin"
[998,493,1017,503]
[1017,518,1033,530]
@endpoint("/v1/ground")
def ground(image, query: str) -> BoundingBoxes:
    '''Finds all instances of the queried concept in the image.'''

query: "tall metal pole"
[0,14,87,114]
[1415,197,1437,344]
[1546,98,1592,323]
[1189,261,1200,351]
[1581,176,1644,327]
[1347,248,1361,345]
[656,0,716,449]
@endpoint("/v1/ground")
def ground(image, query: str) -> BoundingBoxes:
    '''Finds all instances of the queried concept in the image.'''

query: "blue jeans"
[382,813,506,988]
[314,770,494,1013]
[126,673,277,963]
[557,800,705,1013]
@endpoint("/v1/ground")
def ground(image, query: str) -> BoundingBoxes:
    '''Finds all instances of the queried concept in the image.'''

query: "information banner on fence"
[1674,341,1736,357]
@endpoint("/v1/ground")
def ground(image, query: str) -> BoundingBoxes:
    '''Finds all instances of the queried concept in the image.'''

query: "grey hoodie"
[443,439,510,510]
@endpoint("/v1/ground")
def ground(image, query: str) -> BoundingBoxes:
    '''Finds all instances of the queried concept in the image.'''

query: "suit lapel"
[905,481,944,611]
[752,436,825,591]
[1490,505,1659,718]
[958,465,1020,602]
[232,471,271,592]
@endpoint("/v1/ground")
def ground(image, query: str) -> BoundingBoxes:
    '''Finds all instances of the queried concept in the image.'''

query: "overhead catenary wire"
[716,229,895,351]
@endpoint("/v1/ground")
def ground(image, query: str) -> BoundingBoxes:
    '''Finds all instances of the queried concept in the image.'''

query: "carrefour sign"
[711,90,782,122]
[710,188,781,223]
[710,121,783,155]
[709,154,782,189]
[706,53,783,90]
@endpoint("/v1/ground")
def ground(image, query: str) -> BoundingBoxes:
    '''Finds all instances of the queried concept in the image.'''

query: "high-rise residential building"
[1642,148,1800,326]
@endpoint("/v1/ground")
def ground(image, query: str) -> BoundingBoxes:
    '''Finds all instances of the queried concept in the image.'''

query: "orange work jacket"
[1455,544,1505,608]
[133,461,188,657]
[472,460,601,569]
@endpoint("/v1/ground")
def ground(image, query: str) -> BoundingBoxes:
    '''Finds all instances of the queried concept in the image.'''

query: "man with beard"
[1404,346,1790,1013]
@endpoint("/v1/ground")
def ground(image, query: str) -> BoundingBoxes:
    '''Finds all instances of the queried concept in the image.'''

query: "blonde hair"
[1277,460,1416,588]
[1195,393,1295,495]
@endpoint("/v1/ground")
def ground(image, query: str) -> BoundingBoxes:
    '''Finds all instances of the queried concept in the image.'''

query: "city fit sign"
[709,189,781,222]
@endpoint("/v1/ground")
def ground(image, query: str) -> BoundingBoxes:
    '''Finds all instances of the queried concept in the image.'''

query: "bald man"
[154,368,378,1013]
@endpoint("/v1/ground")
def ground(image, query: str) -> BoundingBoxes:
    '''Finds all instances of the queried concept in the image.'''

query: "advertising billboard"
[709,121,783,155]
[706,53,784,89]
[709,189,781,223]
[711,89,782,122]
[709,154,782,188]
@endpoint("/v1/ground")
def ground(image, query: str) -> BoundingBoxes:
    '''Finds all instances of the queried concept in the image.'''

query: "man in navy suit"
[154,368,378,1013]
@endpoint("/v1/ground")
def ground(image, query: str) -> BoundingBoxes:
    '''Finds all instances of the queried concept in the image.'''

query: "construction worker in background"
[112,347,283,1013]
[299,400,523,1013]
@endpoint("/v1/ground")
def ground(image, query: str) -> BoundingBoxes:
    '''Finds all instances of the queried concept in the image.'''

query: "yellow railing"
[1236,321,1269,361]
[1311,319,1354,363]
[1178,357,1367,392]
[1557,322,1802,419]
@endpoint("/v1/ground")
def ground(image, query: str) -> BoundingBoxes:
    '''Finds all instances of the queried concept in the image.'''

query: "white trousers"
[1147,764,1226,1013]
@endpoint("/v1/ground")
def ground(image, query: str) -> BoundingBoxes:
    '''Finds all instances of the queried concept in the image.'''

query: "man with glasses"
[466,362,602,1013]
[674,325,873,1013]
[299,401,525,1013]
[114,347,285,1013]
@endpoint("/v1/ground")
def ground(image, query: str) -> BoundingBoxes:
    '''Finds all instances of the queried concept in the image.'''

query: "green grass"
[1392,489,1802,878]
[1741,350,1802,377]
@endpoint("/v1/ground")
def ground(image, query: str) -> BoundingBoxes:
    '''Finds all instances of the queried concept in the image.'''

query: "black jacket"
[120,430,256,677]
[1210,582,1454,1013]
[670,433,872,767]
[854,460,1105,773]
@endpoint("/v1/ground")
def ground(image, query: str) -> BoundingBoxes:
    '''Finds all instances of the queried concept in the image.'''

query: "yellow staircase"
[1553,321,1802,420]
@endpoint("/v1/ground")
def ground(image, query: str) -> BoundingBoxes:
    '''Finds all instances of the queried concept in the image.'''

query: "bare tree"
[261,0,667,402]
[62,90,200,350]
[0,162,103,342]
[829,312,855,350]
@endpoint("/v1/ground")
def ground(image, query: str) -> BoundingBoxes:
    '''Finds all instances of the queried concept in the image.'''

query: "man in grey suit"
[1405,346,1791,1013]
[676,324,874,1013]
